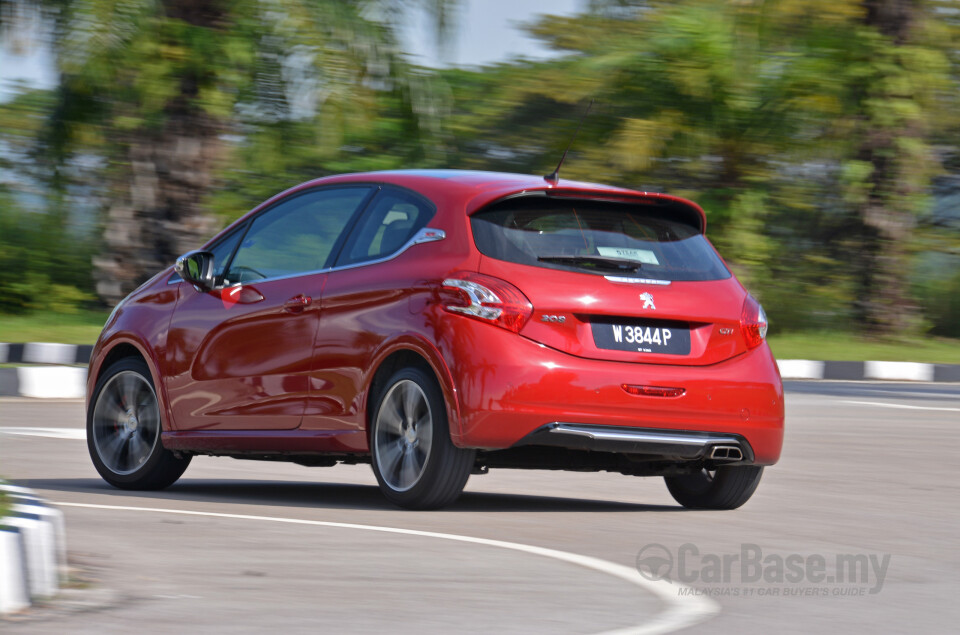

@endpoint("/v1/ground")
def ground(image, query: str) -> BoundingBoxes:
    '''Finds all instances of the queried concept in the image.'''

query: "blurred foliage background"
[0,0,959,342]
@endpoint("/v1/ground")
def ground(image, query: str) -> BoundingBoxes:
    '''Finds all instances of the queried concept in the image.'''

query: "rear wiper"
[537,254,642,271]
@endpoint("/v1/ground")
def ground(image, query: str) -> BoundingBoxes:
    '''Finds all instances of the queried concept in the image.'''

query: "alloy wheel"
[91,370,161,476]
[373,379,434,492]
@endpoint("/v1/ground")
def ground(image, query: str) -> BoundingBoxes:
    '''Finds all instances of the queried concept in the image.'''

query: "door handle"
[283,294,312,313]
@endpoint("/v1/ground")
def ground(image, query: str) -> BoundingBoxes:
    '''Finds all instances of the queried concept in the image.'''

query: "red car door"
[302,187,441,436]
[163,186,375,431]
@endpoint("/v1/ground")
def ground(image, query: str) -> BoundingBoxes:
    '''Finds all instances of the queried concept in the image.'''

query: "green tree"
[0,88,98,313]
[2,0,458,304]
[840,0,953,333]
[445,0,958,335]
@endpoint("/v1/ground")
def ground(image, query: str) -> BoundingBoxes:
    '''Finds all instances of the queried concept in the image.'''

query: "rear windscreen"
[470,198,731,282]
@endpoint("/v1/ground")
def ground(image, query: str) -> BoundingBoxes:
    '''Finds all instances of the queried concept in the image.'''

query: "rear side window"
[470,198,730,282]
[336,188,434,267]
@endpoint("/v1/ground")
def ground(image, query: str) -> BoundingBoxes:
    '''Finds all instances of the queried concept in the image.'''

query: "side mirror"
[175,251,215,291]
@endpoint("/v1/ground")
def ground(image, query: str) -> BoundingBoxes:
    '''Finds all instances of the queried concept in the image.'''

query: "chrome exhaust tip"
[709,445,744,462]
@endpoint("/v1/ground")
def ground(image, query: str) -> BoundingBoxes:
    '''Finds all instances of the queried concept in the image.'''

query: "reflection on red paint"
[221,285,264,309]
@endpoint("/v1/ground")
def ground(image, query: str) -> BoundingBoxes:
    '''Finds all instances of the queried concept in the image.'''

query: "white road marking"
[840,400,960,413]
[859,390,960,400]
[0,427,86,440]
[54,501,719,634]
[0,398,85,403]
[154,594,204,600]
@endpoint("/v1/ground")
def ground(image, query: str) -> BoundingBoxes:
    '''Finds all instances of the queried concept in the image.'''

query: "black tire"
[87,357,191,490]
[369,367,474,510]
[664,465,763,510]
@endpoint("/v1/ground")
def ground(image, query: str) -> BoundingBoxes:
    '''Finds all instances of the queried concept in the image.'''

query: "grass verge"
[0,310,108,346]
[768,332,960,364]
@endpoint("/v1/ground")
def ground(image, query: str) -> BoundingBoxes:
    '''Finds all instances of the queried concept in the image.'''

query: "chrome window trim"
[331,227,446,274]
[604,276,672,286]
[168,227,445,287]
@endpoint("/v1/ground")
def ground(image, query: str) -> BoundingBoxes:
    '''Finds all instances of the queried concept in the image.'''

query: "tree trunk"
[853,0,924,336]
[93,0,225,305]
[93,119,222,303]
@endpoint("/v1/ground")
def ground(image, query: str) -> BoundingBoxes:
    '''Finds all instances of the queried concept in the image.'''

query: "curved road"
[1,381,957,633]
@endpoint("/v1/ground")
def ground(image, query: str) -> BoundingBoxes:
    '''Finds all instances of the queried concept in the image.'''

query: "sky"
[0,11,57,100]
[0,0,582,101]
[403,0,580,68]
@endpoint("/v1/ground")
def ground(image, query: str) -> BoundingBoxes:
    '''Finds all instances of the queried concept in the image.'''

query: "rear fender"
[365,334,464,446]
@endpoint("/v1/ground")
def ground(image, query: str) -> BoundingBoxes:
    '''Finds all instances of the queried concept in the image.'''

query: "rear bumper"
[515,423,754,463]
[442,318,784,465]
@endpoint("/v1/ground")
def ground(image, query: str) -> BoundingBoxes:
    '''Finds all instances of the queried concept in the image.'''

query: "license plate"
[592,321,691,355]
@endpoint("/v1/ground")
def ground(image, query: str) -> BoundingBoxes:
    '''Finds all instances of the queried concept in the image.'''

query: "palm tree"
[2,0,458,304]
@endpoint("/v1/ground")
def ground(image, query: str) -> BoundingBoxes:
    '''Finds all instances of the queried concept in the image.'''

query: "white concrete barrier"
[3,516,57,598]
[0,483,67,614]
[777,359,825,379]
[22,343,80,366]
[864,360,935,382]
[11,504,66,587]
[5,494,67,578]
[16,366,87,399]
[0,527,30,614]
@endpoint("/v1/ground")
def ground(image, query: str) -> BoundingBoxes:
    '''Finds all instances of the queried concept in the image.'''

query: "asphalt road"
[1,382,957,634]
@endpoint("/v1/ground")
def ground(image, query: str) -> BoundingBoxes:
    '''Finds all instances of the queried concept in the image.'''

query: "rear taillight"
[741,294,768,349]
[442,273,533,333]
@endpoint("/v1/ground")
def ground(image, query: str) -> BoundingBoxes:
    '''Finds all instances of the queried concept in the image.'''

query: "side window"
[336,188,434,267]
[226,187,371,283]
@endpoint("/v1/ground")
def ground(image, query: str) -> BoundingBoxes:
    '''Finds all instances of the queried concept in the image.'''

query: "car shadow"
[12,478,686,513]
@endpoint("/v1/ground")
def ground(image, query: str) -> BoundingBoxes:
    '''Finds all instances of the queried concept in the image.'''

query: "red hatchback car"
[86,170,784,509]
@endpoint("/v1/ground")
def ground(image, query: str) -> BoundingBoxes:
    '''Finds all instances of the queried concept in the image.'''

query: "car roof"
[326,170,708,232]
[251,169,708,232]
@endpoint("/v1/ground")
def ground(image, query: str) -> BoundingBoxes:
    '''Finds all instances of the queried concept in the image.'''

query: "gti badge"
[640,292,656,310]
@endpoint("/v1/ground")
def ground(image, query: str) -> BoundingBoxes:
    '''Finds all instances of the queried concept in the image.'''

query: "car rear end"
[438,189,784,475]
